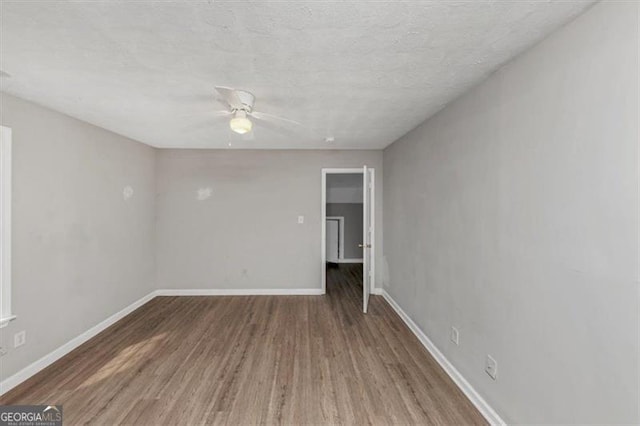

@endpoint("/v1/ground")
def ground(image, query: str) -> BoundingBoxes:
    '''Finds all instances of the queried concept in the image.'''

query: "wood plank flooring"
[1,265,486,425]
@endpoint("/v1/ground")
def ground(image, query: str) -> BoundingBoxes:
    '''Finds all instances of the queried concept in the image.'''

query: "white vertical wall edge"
[0,126,13,326]
[381,289,506,426]
[0,290,158,396]
[369,168,375,291]
[326,216,345,261]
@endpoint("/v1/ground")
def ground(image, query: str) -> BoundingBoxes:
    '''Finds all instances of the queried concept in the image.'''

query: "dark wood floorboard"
[1,264,486,425]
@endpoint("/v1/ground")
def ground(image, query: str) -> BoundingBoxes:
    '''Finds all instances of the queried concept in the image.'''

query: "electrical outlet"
[485,355,498,380]
[298,215,304,224]
[14,330,26,348]
[450,326,459,345]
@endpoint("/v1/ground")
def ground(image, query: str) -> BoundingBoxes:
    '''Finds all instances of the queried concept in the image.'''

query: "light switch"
[298,215,304,224]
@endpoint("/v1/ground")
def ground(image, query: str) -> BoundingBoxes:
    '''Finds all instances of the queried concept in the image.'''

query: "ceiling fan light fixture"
[230,110,252,134]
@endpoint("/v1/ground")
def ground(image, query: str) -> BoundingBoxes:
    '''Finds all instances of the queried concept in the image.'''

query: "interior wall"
[326,203,363,259]
[0,93,157,382]
[326,173,364,204]
[156,149,382,290]
[326,187,363,204]
[383,2,638,424]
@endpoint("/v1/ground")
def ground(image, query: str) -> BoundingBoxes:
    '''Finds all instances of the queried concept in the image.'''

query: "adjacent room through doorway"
[321,168,374,313]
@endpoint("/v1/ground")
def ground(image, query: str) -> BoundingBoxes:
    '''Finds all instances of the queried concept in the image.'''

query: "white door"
[361,166,374,313]
[326,219,339,262]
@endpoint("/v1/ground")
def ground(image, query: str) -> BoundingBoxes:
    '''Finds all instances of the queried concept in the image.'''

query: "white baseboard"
[370,287,383,295]
[0,290,158,396]
[332,259,363,264]
[380,290,506,426]
[155,288,324,296]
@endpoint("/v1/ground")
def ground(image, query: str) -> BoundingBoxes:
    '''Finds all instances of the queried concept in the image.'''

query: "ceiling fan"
[213,86,303,137]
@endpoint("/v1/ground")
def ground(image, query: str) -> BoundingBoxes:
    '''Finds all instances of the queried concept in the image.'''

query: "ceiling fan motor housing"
[234,90,255,112]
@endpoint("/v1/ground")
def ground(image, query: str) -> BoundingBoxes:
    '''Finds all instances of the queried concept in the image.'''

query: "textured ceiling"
[0,1,594,149]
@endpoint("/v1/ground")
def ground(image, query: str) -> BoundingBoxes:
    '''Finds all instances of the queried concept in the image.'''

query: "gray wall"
[326,203,363,259]
[0,96,383,383]
[156,150,382,290]
[383,2,638,424]
[0,93,157,381]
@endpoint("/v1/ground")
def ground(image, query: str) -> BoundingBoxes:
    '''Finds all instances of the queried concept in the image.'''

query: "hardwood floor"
[2,265,486,425]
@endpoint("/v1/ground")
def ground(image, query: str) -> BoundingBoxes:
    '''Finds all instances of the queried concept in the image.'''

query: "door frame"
[325,216,345,262]
[321,168,375,294]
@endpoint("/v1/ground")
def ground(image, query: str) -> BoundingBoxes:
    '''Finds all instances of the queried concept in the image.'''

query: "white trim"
[362,165,369,313]
[326,216,345,261]
[321,172,326,293]
[331,259,363,264]
[380,290,506,426]
[0,126,13,326]
[321,168,365,174]
[0,290,158,396]
[155,288,324,296]
[0,315,17,328]
[369,168,376,293]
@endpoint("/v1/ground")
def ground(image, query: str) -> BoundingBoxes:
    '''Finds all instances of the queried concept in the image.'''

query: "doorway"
[325,216,344,263]
[321,168,375,313]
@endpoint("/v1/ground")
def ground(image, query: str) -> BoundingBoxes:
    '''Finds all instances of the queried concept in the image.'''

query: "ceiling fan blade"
[250,111,302,127]
[252,116,301,139]
[215,86,243,110]
[213,97,231,110]
[212,110,232,117]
